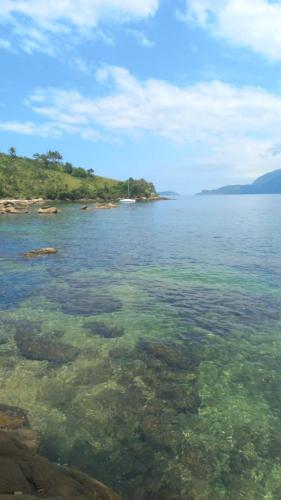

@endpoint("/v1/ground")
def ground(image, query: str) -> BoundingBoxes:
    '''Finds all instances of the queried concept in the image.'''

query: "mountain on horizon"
[199,169,281,195]
[158,190,179,196]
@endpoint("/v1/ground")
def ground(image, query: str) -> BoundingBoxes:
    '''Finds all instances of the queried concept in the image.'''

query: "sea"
[1,195,281,500]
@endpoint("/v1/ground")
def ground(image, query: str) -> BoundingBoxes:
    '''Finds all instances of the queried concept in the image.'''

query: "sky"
[2,1,281,193]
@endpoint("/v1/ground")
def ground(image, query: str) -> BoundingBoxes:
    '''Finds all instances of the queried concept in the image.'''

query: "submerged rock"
[0,405,28,430]
[138,339,198,371]
[0,431,121,499]
[23,248,58,258]
[85,321,124,339]
[15,333,79,364]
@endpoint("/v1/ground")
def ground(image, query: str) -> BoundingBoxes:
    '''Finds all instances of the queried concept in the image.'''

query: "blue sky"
[1,0,281,193]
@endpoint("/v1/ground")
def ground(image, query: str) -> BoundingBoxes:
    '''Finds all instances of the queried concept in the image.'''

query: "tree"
[46,150,63,163]
[72,167,87,178]
[88,168,95,176]
[9,147,16,158]
[64,162,73,174]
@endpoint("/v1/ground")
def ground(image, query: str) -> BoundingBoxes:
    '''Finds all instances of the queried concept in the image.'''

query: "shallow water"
[1,196,281,499]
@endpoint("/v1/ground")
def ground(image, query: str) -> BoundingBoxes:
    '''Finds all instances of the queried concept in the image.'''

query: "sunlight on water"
[1,196,281,499]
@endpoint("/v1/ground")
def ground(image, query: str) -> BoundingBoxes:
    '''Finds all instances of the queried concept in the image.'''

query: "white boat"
[120,180,136,203]
[119,198,136,203]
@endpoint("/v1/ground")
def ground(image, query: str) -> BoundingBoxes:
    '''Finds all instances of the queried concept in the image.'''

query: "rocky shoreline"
[0,196,165,215]
[0,430,121,499]
[0,402,121,499]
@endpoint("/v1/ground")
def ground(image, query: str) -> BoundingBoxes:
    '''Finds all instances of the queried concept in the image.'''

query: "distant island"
[199,169,281,195]
[158,191,179,196]
[0,149,157,201]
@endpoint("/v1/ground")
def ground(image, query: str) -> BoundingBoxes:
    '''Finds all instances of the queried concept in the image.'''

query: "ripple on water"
[45,286,122,316]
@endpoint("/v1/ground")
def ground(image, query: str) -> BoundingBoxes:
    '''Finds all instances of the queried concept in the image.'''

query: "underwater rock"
[38,207,58,214]
[138,339,198,371]
[15,333,79,364]
[0,431,121,499]
[23,248,58,258]
[47,288,122,317]
[0,405,28,430]
[85,321,124,339]
[0,319,42,337]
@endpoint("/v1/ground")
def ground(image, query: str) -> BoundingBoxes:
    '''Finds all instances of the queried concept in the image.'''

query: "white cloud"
[0,0,159,54]
[127,29,155,48]
[19,65,281,178]
[0,38,13,51]
[183,0,281,61]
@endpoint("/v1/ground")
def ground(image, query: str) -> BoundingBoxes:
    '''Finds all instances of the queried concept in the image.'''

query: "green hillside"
[0,151,156,201]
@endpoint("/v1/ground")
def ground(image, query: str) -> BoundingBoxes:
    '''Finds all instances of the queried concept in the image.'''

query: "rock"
[138,339,198,370]
[38,207,58,214]
[0,431,121,499]
[15,333,79,365]
[81,206,88,210]
[85,321,124,339]
[0,206,28,215]
[95,203,118,210]
[0,406,28,430]
[23,248,58,258]
[0,199,44,207]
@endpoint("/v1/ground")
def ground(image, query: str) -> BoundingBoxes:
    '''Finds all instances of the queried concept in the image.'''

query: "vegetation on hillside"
[0,149,156,201]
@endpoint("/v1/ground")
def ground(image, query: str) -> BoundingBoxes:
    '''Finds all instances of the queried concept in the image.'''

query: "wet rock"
[95,203,118,210]
[0,431,121,499]
[0,405,28,430]
[0,206,29,215]
[81,206,88,210]
[85,321,124,339]
[38,207,58,214]
[23,248,58,258]
[15,333,79,364]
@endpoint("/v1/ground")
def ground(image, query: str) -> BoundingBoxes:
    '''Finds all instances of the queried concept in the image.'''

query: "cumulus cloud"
[183,0,281,61]
[0,0,159,54]
[16,65,281,177]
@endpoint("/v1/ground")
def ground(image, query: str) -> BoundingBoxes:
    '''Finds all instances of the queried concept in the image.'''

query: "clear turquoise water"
[1,196,281,499]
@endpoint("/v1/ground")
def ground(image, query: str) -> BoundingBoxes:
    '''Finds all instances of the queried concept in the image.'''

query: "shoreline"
[0,196,166,206]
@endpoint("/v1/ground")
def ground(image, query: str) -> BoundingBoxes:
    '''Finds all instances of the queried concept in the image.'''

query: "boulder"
[38,207,58,214]
[23,248,58,258]
[0,431,121,499]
